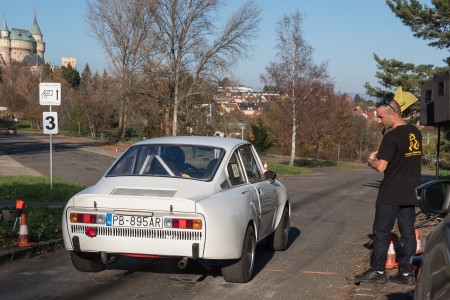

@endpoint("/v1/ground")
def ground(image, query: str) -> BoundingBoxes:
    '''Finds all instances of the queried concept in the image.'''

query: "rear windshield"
[107,144,225,181]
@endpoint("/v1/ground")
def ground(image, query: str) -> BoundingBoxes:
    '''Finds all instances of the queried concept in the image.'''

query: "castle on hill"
[0,13,45,65]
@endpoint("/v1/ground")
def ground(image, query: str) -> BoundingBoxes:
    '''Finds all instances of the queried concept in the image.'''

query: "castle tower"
[1,18,9,38]
[0,17,11,64]
[30,13,45,59]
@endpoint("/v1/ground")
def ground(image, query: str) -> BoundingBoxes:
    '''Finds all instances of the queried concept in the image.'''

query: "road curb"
[0,239,63,265]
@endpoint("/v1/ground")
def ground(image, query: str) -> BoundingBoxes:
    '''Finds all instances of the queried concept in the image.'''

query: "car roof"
[133,136,250,152]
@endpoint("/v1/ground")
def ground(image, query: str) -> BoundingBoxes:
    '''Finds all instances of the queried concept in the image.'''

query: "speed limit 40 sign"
[43,112,58,134]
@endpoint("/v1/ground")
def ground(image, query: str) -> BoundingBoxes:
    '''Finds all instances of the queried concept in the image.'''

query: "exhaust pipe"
[178,257,188,270]
[101,252,108,265]
[100,252,118,264]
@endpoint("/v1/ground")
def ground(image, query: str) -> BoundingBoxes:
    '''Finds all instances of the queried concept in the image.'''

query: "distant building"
[0,14,45,65]
[62,56,76,68]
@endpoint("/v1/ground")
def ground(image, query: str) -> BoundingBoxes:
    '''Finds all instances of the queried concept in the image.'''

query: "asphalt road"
[0,133,118,185]
[0,132,383,299]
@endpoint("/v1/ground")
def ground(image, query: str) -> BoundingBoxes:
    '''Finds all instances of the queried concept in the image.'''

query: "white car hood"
[70,176,220,213]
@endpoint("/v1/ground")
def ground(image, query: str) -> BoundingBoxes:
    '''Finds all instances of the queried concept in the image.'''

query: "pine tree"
[386,0,450,63]
[365,1,450,102]
[80,63,93,93]
[61,63,80,88]
[251,117,272,154]
[364,53,439,99]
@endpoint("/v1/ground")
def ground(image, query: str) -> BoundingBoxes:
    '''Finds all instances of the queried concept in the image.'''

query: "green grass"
[266,158,364,175]
[268,161,313,175]
[294,158,365,169]
[0,206,64,249]
[0,119,31,130]
[438,169,450,179]
[0,175,86,249]
[0,175,87,202]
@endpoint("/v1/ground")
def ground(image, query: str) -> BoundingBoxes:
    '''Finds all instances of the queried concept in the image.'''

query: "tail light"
[70,213,106,225]
[164,218,202,229]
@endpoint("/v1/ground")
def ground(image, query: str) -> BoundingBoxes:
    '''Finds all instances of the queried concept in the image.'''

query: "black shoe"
[355,269,388,284]
[389,272,415,286]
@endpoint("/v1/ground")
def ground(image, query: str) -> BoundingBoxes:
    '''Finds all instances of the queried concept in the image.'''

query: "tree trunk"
[172,91,179,136]
[171,62,180,136]
[119,96,129,140]
[118,98,125,140]
[314,140,320,160]
[289,116,297,166]
[85,110,95,138]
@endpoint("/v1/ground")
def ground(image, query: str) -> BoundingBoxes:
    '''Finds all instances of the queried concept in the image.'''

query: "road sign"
[43,112,58,134]
[39,83,61,106]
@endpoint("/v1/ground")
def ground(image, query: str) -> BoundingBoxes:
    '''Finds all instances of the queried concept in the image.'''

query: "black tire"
[222,225,256,283]
[70,251,105,272]
[267,206,290,251]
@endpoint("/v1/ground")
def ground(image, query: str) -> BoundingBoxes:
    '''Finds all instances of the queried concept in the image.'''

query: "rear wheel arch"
[222,224,257,283]
[266,204,290,251]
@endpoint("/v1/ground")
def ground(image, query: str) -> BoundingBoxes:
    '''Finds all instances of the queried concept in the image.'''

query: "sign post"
[39,83,61,189]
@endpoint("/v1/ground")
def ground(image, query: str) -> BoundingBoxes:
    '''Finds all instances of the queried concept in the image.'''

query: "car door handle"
[257,189,262,195]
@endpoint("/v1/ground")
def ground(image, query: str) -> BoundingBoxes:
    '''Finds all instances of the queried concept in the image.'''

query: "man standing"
[355,99,422,285]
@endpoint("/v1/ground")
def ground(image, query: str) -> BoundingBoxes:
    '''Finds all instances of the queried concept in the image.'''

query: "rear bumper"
[62,207,206,258]
[70,235,200,259]
[65,224,204,258]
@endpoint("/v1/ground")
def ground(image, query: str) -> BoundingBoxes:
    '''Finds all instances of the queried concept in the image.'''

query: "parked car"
[62,136,290,283]
[414,180,450,299]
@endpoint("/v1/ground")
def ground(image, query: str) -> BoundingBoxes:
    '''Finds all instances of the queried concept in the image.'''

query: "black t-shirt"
[376,124,422,205]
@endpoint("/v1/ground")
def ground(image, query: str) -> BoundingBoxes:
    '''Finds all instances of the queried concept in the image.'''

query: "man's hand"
[367,151,378,166]
[367,151,388,172]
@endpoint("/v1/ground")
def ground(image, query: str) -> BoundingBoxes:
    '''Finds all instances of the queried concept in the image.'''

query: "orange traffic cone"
[385,233,398,269]
[17,213,33,247]
[263,161,268,171]
[415,229,422,254]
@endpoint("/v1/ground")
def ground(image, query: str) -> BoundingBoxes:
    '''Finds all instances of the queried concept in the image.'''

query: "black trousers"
[370,202,416,273]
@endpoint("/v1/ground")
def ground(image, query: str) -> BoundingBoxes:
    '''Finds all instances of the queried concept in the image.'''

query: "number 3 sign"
[43,112,58,134]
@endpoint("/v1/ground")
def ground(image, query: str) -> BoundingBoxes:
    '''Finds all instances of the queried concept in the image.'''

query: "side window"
[109,147,139,175]
[227,152,246,186]
[239,145,263,183]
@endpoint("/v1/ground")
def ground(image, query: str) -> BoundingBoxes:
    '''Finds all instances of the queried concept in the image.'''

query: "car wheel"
[70,251,105,272]
[222,225,256,283]
[267,206,290,251]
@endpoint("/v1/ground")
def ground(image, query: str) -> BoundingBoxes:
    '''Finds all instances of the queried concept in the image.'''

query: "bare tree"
[86,0,153,140]
[0,62,41,123]
[261,11,331,166]
[144,0,261,136]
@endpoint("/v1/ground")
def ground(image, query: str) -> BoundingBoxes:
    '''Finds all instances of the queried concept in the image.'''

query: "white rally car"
[62,136,290,283]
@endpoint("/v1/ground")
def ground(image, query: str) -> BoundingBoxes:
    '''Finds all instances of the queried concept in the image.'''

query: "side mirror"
[264,170,277,182]
[416,180,450,214]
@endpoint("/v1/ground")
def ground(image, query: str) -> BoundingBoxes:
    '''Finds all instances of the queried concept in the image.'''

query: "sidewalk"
[0,150,44,176]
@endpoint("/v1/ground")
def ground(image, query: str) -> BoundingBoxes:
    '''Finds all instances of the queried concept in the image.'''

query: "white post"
[337,143,340,165]
[49,105,53,190]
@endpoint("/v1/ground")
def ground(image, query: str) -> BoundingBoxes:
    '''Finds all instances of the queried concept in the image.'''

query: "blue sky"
[2,0,448,96]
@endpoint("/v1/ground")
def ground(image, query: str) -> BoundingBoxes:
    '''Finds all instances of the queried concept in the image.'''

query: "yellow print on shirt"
[405,133,421,157]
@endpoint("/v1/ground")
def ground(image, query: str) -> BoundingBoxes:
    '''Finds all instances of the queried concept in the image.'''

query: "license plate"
[106,214,162,228]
